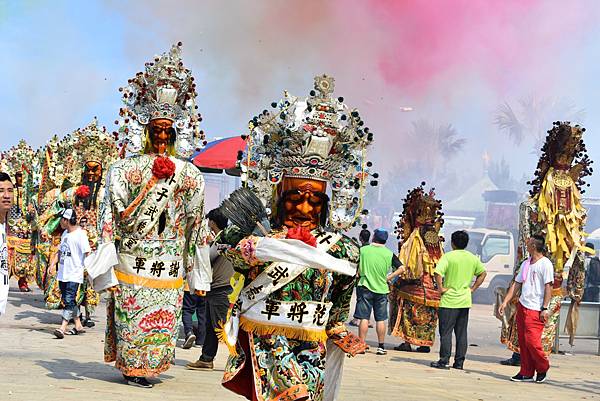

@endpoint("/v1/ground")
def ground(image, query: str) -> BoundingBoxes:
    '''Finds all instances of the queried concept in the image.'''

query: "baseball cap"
[62,208,74,220]
[373,229,388,243]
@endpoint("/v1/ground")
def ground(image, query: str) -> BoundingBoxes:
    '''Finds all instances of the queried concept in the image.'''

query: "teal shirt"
[434,249,485,308]
[358,244,393,294]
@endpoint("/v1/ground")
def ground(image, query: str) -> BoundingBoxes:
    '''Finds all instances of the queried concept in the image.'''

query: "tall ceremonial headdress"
[395,182,444,243]
[114,42,204,157]
[528,121,592,197]
[72,118,119,167]
[53,119,119,187]
[37,135,62,203]
[0,140,36,181]
[242,74,376,232]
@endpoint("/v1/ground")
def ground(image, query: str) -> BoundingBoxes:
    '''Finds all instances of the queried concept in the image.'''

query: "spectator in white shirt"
[500,234,553,384]
[52,208,91,338]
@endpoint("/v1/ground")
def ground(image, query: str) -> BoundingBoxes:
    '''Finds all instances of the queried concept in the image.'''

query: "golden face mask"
[83,161,102,183]
[279,177,327,231]
[145,118,175,155]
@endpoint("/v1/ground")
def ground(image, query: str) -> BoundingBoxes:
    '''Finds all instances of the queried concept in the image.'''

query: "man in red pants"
[499,234,553,383]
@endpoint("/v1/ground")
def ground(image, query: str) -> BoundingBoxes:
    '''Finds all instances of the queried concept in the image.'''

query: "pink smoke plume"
[365,0,593,95]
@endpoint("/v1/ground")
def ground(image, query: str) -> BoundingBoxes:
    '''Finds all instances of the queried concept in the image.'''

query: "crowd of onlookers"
[351,224,569,383]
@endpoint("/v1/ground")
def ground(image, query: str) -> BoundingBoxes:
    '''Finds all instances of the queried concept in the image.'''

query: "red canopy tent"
[190,136,247,176]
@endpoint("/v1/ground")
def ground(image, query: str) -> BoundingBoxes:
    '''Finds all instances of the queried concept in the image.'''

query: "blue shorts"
[354,285,388,322]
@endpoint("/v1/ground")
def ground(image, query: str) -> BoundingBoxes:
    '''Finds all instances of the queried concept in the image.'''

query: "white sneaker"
[376,347,387,355]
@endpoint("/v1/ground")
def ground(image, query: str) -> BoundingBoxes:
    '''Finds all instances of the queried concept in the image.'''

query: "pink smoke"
[365,0,593,95]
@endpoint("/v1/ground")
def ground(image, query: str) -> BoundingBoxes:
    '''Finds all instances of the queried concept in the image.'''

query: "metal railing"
[554,300,600,356]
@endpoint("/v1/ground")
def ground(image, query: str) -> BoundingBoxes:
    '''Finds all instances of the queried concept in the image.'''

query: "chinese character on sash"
[144,206,158,220]
[266,266,289,286]
[314,231,333,245]
[261,299,282,320]
[124,238,136,250]
[246,285,263,301]
[287,302,308,323]
[150,260,165,277]
[313,303,327,326]
[168,261,180,277]
[156,187,169,202]
[134,257,146,274]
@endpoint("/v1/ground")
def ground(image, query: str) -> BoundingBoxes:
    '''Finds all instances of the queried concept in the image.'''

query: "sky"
[2,0,600,200]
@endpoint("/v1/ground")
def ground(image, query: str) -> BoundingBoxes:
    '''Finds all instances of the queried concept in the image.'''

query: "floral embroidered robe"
[390,228,442,347]
[219,227,359,401]
[98,154,205,377]
[33,188,62,294]
[7,187,35,283]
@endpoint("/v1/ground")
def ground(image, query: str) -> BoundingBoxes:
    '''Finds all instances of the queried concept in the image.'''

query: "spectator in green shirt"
[430,230,487,370]
[349,227,372,327]
[356,229,404,355]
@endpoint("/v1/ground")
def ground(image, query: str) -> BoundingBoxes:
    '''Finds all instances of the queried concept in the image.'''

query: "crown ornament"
[395,182,444,241]
[528,121,592,196]
[72,118,119,165]
[114,42,204,157]
[37,134,63,200]
[53,119,119,186]
[241,74,376,232]
[0,140,36,179]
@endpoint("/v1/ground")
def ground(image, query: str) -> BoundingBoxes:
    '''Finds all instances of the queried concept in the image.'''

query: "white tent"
[445,175,498,213]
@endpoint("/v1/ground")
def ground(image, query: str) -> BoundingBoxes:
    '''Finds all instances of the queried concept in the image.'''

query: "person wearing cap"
[355,228,404,355]
[52,208,91,338]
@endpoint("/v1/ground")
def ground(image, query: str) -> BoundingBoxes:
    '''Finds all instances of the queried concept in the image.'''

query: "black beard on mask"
[79,173,102,210]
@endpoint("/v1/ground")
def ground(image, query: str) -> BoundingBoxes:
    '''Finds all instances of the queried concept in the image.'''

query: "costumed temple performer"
[216,74,374,401]
[90,43,210,388]
[496,121,593,363]
[389,183,444,353]
[32,135,63,295]
[0,140,38,293]
[40,121,119,326]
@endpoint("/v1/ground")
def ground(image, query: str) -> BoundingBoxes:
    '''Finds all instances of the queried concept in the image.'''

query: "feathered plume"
[220,187,271,236]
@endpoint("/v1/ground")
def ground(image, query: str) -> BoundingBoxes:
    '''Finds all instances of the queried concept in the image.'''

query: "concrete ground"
[1,284,599,401]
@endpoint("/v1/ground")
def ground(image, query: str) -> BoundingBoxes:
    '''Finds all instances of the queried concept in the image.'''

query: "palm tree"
[408,119,466,181]
[494,96,585,153]
[381,119,466,203]
[488,158,515,190]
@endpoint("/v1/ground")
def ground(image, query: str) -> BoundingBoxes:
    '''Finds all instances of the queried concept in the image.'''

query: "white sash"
[241,299,333,333]
[119,158,183,254]
[219,231,358,352]
[118,253,184,281]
